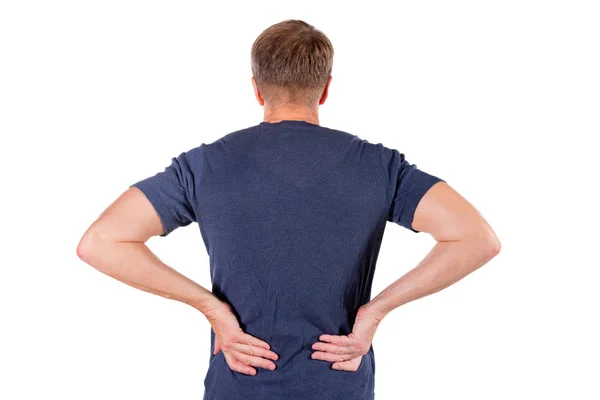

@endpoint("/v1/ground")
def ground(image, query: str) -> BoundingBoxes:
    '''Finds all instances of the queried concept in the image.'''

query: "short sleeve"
[129,147,204,237]
[380,145,446,233]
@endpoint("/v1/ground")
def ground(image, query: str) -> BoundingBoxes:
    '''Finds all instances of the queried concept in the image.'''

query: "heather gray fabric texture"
[130,120,446,400]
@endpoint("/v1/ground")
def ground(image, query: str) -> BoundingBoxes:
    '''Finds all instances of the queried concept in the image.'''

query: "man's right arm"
[310,149,500,372]
[365,181,501,319]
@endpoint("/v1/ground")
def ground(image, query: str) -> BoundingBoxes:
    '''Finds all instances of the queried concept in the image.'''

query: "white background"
[1,1,599,399]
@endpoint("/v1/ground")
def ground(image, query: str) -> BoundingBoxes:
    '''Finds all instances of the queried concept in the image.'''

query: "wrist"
[187,293,224,319]
[202,299,234,327]
[363,296,390,322]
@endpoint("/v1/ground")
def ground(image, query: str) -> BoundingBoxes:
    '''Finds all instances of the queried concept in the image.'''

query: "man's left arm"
[76,185,225,321]
[76,149,278,375]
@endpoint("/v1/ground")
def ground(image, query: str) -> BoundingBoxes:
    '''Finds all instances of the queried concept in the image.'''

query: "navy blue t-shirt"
[130,120,445,400]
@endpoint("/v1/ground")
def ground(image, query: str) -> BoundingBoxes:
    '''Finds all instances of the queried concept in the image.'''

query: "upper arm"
[412,181,499,247]
[381,144,446,233]
[82,147,203,245]
[128,148,202,239]
[88,186,172,244]
[381,144,499,247]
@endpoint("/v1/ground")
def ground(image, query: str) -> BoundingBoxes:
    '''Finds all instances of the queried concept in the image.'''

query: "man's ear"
[251,76,265,106]
[319,75,332,105]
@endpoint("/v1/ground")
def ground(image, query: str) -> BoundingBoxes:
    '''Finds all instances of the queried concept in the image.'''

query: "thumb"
[213,336,221,355]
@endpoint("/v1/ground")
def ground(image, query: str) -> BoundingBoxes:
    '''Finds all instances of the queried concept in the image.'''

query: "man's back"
[130,119,444,399]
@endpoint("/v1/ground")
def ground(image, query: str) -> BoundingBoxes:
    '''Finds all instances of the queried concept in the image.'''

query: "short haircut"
[251,19,334,108]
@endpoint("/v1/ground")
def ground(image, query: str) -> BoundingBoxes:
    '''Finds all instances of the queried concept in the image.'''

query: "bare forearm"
[77,233,223,318]
[366,237,500,319]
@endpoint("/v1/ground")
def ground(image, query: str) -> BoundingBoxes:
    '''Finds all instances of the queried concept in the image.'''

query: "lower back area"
[203,326,375,400]
[203,254,377,400]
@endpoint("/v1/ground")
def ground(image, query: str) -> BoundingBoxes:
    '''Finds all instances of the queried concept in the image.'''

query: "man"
[77,19,500,400]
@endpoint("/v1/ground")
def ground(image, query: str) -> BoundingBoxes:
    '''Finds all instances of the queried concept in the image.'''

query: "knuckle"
[233,333,244,342]
[238,355,250,365]
[357,344,368,354]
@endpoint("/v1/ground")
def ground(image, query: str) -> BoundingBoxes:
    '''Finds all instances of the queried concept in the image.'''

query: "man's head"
[251,19,334,112]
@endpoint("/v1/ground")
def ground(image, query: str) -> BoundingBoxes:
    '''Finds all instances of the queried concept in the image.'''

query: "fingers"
[232,342,279,361]
[242,333,271,350]
[311,350,354,363]
[233,351,277,371]
[311,341,352,355]
[318,334,353,345]
[220,333,279,374]
[225,353,257,376]
[332,356,362,372]
[312,334,365,363]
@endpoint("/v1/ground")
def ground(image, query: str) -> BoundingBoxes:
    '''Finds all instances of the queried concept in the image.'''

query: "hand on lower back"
[311,304,383,372]
[207,301,279,375]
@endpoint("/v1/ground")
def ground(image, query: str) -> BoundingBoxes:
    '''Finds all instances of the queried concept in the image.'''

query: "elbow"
[76,232,94,263]
[482,230,501,259]
[469,222,501,259]
[487,236,501,258]
[471,217,501,259]
[77,226,103,263]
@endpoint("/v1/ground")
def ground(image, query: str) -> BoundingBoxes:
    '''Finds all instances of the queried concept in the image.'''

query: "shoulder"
[325,125,395,166]
[213,124,261,146]
[178,124,258,158]
[191,124,261,159]
[316,125,386,155]
[325,124,385,146]
[314,124,359,141]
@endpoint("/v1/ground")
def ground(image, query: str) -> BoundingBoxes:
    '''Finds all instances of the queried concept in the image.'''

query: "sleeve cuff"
[130,180,175,237]
[401,172,446,233]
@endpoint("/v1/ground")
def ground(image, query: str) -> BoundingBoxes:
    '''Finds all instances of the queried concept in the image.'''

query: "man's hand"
[206,301,279,376]
[311,304,383,372]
